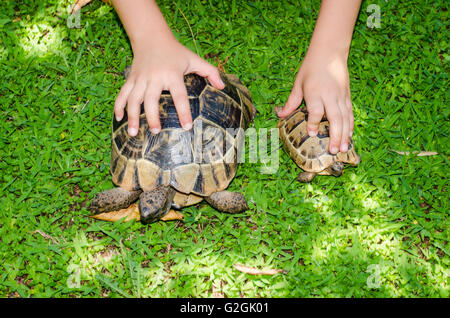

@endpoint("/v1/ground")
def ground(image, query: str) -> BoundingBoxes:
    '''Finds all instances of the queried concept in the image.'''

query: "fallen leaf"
[216,56,229,73]
[416,151,439,156]
[233,264,285,275]
[161,210,184,221]
[90,203,140,222]
[389,149,438,156]
[90,203,184,222]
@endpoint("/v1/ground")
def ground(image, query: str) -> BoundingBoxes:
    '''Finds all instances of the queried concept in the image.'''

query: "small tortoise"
[278,108,360,182]
[89,71,255,224]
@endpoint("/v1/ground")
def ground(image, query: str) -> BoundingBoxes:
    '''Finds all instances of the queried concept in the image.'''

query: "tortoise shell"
[110,73,254,197]
[278,108,359,172]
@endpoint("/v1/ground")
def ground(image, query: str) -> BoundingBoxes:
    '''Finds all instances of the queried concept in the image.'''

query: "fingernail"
[151,128,160,135]
[116,115,123,121]
[308,130,317,137]
[331,146,339,154]
[128,127,137,136]
[350,131,353,137]
[341,144,348,152]
[183,122,193,131]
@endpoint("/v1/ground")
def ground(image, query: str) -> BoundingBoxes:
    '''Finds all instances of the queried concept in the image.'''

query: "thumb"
[277,84,303,118]
[189,57,225,90]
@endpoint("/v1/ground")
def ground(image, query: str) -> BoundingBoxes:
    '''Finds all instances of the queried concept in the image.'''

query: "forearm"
[307,0,362,61]
[111,0,175,51]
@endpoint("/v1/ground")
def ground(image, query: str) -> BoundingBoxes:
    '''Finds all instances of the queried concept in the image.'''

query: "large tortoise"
[89,71,255,224]
[278,108,360,182]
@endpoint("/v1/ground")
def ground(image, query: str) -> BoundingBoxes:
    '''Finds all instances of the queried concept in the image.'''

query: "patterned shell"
[110,73,254,197]
[278,108,359,172]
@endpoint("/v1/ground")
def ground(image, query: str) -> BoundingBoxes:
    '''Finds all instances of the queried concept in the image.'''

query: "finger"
[346,97,354,137]
[277,83,303,118]
[143,82,163,134]
[322,98,342,154]
[304,97,324,137]
[170,78,192,130]
[192,58,225,89]
[114,80,135,121]
[126,81,146,137]
[338,100,350,153]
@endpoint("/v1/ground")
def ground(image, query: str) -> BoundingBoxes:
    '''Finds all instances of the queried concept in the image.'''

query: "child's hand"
[110,0,224,137]
[276,0,361,154]
[114,39,224,136]
[277,53,353,154]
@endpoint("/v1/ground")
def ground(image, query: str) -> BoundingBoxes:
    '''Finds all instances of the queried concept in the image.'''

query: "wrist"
[305,41,349,64]
[112,0,178,54]
[130,30,178,54]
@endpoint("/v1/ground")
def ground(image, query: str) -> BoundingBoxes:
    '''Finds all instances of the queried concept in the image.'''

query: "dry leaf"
[90,203,184,222]
[216,56,229,73]
[233,264,285,275]
[90,203,140,222]
[389,149,439,156]
[161,210,184,221]
[415,152,439,157]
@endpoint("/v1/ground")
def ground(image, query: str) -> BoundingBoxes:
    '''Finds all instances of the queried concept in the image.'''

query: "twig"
[233,264,286,275]
[173,2,199,56]
[33,230,60,245]
[389,149,439,156]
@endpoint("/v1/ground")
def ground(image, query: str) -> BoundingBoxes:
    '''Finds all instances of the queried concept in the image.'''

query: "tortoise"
[277,108,360,182]
[89,70,255,224]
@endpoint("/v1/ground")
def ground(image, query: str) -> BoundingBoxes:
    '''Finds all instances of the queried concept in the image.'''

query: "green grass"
[0,0,448,297]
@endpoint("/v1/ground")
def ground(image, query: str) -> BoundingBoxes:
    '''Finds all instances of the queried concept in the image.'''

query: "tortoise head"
[329,161,344,177]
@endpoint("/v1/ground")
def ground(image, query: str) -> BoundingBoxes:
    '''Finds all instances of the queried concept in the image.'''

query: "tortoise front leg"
[89,188,142,214]
[205,191,248,213]
[297,171,317,183]
[139,186,176,224]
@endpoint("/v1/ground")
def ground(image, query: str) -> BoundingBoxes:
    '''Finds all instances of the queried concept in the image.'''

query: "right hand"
[277,52,354,154]
[114,39,225,136]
